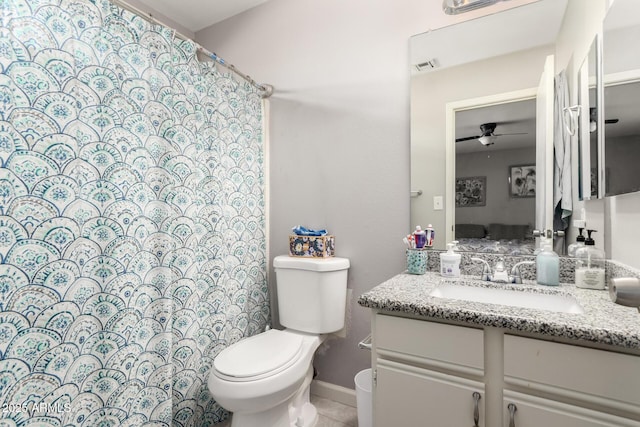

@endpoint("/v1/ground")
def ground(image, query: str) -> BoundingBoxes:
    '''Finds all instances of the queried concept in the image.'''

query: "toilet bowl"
[207,255,350,427]
[208,329,324,427]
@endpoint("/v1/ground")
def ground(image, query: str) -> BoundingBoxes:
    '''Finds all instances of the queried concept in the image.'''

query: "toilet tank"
[273,255,350,334]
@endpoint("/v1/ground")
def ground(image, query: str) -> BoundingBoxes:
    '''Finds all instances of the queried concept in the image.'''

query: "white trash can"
[354,368,372,427]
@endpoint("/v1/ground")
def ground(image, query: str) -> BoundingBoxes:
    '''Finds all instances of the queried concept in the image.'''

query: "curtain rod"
[110,0,273,98]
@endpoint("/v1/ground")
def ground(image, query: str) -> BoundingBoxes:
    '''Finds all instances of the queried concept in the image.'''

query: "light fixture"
[590,119,597,133]
[478,135,496,146]
[442,0,505,15]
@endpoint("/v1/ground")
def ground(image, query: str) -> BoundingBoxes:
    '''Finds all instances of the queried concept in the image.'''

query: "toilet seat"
[213,329,304,382]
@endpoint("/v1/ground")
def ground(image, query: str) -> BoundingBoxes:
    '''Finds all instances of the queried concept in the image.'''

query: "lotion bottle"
[536,240,559,286]
[575,230,605,290]
[440,242,461,278]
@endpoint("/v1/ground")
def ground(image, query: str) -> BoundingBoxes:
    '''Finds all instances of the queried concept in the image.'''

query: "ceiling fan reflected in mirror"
[589,107,619,133]
[455,122,527,146]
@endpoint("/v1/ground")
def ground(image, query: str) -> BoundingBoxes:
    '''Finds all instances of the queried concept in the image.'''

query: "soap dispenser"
[575,230,606,290]
[567,228,586,257]
[440,242,461,278]
[536,240,559,286]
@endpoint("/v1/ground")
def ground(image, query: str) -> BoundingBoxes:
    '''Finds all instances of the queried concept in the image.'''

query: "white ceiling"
[134,0,269,32]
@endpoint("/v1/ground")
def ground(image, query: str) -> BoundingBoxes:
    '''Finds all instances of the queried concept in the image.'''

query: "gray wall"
[195,0,429,388]
[195,0,538,391]
[195,0,541,390]
[605,135,640,196]
[193,0,640,393]
[456,147,536,227]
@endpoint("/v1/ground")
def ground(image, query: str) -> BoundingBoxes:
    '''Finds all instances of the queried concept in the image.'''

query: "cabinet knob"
[508,403,517,427]
[472,391,481,427]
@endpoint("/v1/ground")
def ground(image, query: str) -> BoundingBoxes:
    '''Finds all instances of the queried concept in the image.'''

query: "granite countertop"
[358,272,640,350]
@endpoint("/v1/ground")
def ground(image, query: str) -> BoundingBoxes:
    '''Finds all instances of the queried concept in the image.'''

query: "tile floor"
[217,394,359,426]
[312,394,358,427]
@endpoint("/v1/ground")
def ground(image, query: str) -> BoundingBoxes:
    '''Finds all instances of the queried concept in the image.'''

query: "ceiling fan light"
[590,120,597,133]
[478,135,496,145]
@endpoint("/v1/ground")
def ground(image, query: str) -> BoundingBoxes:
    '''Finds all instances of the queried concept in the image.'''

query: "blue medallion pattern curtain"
[0,0,268,425]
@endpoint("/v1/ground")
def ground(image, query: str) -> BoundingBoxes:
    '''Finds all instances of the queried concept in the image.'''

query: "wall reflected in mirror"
[602,0,640,196]
[454,99,537,256]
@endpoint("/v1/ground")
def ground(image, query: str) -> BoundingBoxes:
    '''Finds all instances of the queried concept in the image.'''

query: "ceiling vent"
[415,58,440,71]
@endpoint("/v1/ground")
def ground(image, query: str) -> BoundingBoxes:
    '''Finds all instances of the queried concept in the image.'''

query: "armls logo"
[2,402,72,414]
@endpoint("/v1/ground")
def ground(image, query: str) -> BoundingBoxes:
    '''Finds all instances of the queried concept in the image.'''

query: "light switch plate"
[433,196,443,210]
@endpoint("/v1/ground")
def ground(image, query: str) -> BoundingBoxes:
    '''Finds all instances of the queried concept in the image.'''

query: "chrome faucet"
[510,261,536,284]
[471,258,534,284]
[471,257,492,281]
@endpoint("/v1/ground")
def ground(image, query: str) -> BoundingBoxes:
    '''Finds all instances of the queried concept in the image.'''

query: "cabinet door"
[375,360,484,427]
[503,391,640,427]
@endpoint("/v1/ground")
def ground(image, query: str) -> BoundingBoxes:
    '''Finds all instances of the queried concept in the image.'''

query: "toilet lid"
[214,330,303,379]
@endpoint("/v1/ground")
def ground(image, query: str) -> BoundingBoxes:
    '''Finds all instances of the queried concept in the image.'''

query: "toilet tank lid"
[273,255,350,271]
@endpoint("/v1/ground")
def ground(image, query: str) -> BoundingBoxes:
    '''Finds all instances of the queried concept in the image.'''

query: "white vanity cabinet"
[371,313,640,427]
[373,314,486,426]
[502,391,640,427]
[502,334,640,427]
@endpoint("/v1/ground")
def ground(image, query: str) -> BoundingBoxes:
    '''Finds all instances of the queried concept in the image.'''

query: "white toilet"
[208,255,350,427]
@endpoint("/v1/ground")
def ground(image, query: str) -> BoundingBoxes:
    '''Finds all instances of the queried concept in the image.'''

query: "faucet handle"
[471,257,491,281]
[510,261,536,284]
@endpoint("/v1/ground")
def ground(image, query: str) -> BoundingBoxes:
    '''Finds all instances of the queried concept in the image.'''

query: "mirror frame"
[578,33,605,200]
[578,34,604,201]
[595,32,605,199]
[445,87,537,244]
[578,53,592,200]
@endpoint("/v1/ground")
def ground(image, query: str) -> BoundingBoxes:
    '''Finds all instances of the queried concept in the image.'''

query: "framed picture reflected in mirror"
[509,164,536,198]
[455,176,486,207]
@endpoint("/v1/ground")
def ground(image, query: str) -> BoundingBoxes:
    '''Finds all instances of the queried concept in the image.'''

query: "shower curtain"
[0,0,268,425]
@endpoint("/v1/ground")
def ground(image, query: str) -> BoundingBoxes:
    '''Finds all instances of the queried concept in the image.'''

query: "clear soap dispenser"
[568,228,586,257]
[536,240,559,286]
[575,230,605,290]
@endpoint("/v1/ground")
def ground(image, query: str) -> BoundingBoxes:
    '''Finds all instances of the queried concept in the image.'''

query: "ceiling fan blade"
[493,132,528,136]
[455,135,482,142]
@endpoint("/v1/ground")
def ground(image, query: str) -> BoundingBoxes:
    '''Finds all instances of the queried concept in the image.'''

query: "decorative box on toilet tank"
[288,235,335,257]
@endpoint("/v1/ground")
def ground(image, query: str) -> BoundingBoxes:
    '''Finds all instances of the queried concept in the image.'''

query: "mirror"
[453,98,537,255]
[602,0,640,196]
[410,0,566,252]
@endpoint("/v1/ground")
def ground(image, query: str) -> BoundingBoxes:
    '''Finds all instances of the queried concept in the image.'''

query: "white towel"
[553,70,572,229]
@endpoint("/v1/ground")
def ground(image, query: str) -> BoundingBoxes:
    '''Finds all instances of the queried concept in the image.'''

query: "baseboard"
[310,379,357,407]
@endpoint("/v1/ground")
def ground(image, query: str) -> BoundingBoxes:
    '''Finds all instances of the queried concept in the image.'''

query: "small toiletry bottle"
[575,230,605,290]
[567,228,586,257]
[440,242,461,278]
[536,240,559,286]
[414,226,426,249]
[425,224,435,247]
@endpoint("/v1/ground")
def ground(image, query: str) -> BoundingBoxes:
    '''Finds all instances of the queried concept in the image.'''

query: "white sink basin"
[429,283,584,314]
